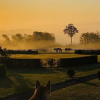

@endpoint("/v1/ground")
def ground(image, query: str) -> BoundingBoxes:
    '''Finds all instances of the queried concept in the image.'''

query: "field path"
[0,74,97,100]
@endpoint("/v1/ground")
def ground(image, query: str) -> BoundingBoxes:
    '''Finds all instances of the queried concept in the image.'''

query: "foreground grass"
[0,63,100,98]
[0,54,100,99]
[51,79,100,100]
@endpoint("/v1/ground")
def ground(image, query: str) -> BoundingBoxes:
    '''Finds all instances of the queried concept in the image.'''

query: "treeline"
[1,30,100,49]
[1,31,62,49]
[63,24,100,45]
[2,31,55,44]
[80,32,100,44]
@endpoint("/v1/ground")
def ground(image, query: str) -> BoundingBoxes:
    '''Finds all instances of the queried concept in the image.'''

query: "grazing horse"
[65,48,72,52]
[54,48,62,52]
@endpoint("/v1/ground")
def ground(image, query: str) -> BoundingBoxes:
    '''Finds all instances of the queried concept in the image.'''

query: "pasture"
[10,54,92,59]
[0,54,100,100]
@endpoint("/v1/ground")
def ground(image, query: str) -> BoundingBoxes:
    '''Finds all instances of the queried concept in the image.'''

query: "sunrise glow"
[0,0,100,44]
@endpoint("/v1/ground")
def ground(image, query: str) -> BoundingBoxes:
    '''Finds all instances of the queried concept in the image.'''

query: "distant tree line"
[2,31,55,46]
[63,24,100,45]
[1,27,100,48]
[80,32,100,44]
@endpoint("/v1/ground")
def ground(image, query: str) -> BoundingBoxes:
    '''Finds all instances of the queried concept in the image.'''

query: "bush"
[75,50,82,54]
[58,55,97,67]
[0,64,7,79]
[67,70,75,78]
[48,59,56,68]
[97,71,100,80]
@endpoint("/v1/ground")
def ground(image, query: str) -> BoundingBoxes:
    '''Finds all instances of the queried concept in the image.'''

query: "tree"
[1,32,56,48]
[63,24,79,45]
[33,31,55,42]
[11,33,24,44]
[80,32,100,44]
[2,34,11,44]
[67,70,75,78]
[0,47,10,58]
[25,34,34,43]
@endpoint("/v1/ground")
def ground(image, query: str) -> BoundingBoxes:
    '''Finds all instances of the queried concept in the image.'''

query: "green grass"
[0,63,100,98]
[0,54,100,99]
[38,50,75,54]
[11,54,92,59]
[51,79,100,100]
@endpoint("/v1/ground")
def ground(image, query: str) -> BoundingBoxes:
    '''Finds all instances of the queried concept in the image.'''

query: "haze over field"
[0,0,100,46]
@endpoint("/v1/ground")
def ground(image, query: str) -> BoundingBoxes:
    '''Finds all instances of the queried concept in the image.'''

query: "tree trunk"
[71,36,72,45]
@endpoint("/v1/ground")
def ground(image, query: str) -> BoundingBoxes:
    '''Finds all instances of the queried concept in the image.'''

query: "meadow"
[0,54,100,100]
[10,54,92,59]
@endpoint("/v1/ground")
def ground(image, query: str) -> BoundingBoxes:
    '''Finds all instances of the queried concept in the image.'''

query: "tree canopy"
[63,24,79,45]
[1,31,56,49]
[80,32,100,44]
[2,31,55,44]
[33,31,55,41]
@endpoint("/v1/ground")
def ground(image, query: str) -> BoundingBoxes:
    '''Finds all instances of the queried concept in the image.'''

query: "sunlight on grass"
[10,54,92,59]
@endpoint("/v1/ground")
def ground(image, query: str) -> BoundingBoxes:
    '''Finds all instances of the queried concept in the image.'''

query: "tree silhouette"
[33,31,55,41]
[11,33,24,44]
[80,32,100,44]
[0,47,10,58]
[67,70,75,78]
[63,24,79,45]
[2,34,11,44]
[1,31,56,48]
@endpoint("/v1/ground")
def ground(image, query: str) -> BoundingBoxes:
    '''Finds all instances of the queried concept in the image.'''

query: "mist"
[1,30,100,50]
[1,38,100,50]
[2,41,64,50]
[0,31,65,50]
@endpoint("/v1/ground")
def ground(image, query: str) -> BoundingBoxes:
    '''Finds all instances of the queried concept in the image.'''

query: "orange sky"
[0,0,100,44]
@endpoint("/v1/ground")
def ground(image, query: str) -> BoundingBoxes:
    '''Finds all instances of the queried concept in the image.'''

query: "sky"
[0,0,100,45]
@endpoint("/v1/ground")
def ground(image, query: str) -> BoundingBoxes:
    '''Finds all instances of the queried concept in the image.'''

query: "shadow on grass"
[0,73,98,100]
[0,74,35,100]
[54,63,100,73]
[0,76,14,88]
[7,67,58,74]
[7,63,100,75]
[84,81,98,87]
[53,67,67,72]
[57,63,100,72]
[51,73,97,92]
[9,73,35,93]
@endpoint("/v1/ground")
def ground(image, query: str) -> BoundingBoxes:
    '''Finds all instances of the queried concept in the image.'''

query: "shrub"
[0,64,7,79]
[67,70,75,78]
[48,59,55,68]
[97,71,100,80]
[75,50,82,54]
[56,59,61,67]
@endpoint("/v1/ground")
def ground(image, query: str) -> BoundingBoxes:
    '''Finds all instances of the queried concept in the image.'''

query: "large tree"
[63,24,79,45]
[33,31,55,42]
[80,32,100,44]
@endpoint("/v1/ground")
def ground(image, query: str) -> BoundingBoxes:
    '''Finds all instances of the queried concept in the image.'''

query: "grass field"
[0,54,100,99]
[10,54,92,59]
[51,79,100,100]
